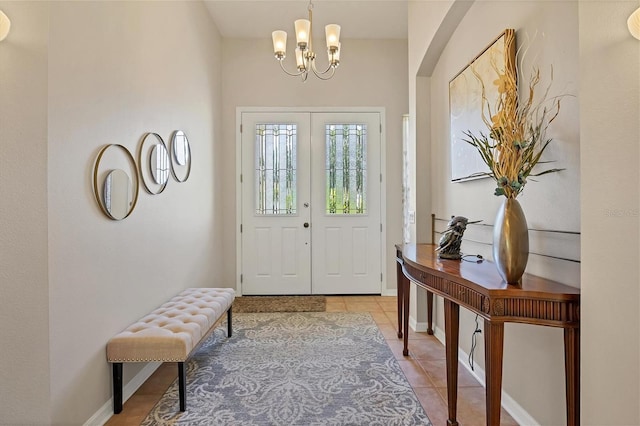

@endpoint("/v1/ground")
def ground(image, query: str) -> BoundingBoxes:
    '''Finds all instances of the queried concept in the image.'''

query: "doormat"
[232,295,326,313]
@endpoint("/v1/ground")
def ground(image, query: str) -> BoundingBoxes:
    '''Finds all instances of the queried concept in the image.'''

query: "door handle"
[304,222,310,228]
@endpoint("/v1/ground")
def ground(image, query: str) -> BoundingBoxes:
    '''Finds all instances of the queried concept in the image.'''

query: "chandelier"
[271,0,341,81]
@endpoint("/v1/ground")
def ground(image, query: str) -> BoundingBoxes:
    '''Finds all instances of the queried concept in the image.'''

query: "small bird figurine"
[436,215,480,260]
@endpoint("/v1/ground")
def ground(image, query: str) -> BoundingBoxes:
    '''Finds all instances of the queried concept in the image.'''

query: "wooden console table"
[395,243,580,426]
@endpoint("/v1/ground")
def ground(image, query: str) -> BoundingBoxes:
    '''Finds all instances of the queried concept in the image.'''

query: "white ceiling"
[203,0,408,40]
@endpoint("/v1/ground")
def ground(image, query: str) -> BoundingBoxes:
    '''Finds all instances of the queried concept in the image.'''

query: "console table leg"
[564,327,580,426]
[484,321,504,426]
[444,300,460,426]
[403,273,410,356]
[397,260,404,338]
[427,291,434,335]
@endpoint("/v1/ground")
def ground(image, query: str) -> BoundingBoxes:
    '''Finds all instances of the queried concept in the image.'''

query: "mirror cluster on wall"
[92,130,192,221]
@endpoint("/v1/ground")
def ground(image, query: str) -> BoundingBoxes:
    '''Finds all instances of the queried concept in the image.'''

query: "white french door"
[239,110,382,295]
[240,113,312,295]
[310,112,381,294]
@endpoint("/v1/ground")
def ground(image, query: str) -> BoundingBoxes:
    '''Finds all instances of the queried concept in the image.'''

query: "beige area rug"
[232,295,326,313]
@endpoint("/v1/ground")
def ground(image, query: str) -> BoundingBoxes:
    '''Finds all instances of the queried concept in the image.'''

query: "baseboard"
[84,362,162,426]
[409,316,429,332]
[382,288,398,297]
[432,326,539,426]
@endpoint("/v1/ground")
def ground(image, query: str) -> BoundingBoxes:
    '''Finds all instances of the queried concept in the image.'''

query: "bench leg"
[113,363,123,414]
[178,362,186,411]
[227,306,233,337]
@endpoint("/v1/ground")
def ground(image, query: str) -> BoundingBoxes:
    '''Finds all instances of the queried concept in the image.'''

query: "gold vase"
[493,198,529,284]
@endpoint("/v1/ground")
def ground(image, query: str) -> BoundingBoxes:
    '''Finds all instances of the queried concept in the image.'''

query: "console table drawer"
[404,264,444,291]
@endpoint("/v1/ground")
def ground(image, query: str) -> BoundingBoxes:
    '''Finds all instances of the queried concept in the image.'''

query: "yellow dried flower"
[463,29,565,199]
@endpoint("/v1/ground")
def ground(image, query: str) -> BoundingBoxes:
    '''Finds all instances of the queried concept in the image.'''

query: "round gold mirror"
[92,144,139,220]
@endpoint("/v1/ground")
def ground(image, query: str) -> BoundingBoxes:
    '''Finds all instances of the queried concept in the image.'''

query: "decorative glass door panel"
[255,124,297,215]
[326,124,367,215]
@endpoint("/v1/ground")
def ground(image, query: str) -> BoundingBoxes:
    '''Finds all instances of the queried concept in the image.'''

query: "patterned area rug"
[142,312,432,425]
[232,295,326,313]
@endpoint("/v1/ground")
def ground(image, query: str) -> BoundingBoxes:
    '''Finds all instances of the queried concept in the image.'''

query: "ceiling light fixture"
[271,0,341,81]
[0,10,11,42]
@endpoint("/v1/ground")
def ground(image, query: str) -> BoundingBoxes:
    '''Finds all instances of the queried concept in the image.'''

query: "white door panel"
[241,112,311,295]
[310,112,381,294]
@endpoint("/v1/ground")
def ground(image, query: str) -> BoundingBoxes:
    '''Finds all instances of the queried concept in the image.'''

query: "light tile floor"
[105,296,518,426]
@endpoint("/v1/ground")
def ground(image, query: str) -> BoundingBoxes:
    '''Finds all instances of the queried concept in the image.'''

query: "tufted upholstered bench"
[106,287,235,414]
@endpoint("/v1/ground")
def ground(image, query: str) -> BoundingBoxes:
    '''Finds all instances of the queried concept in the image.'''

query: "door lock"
[304,222,310,228]
[304,202,309,208]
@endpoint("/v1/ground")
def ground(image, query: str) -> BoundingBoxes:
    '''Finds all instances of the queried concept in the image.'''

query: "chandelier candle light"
[272,0,341,81]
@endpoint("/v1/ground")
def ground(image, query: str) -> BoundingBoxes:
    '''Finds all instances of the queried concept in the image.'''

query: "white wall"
[220,38,409,294]
[579,1,640,424]
[407,1,452,245]
[409,0,639,424]
[1,1,224,424]
[0,2,51,424]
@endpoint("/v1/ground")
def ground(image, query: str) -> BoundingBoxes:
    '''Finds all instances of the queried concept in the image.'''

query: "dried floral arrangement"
[463,30,564,199]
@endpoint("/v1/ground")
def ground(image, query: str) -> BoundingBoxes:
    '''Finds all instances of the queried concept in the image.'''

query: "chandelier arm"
[278,59,307,77]
[310,59,335,76]
[311,65,336,80]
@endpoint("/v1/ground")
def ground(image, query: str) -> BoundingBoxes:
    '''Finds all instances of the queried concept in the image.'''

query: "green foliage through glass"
[325,124,367,214]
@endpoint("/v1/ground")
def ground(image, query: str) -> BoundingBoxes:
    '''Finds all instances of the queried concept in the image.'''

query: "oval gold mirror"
[170,130,191,183]
[138,132,169,195]
[92,144,139,220]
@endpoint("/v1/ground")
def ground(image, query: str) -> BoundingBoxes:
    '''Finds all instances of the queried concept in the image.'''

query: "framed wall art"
[449,29,516,182]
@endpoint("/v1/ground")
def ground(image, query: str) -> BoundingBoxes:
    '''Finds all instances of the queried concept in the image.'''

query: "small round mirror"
[138,133,169,195]
[170,130,192,183]
[103,169,132,220]
[151,142,169,185]
[173,130,190,166]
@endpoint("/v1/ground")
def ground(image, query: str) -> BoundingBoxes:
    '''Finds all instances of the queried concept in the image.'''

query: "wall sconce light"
[0,10,10,42]
[628,7,640,40]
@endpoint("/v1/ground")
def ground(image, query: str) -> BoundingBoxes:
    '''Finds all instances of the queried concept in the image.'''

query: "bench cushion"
[106,288,235,363]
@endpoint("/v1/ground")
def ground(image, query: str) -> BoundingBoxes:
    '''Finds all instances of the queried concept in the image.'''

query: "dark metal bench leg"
[113,363,123,414]
[227,306,233,337]
[178,362,186,411]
